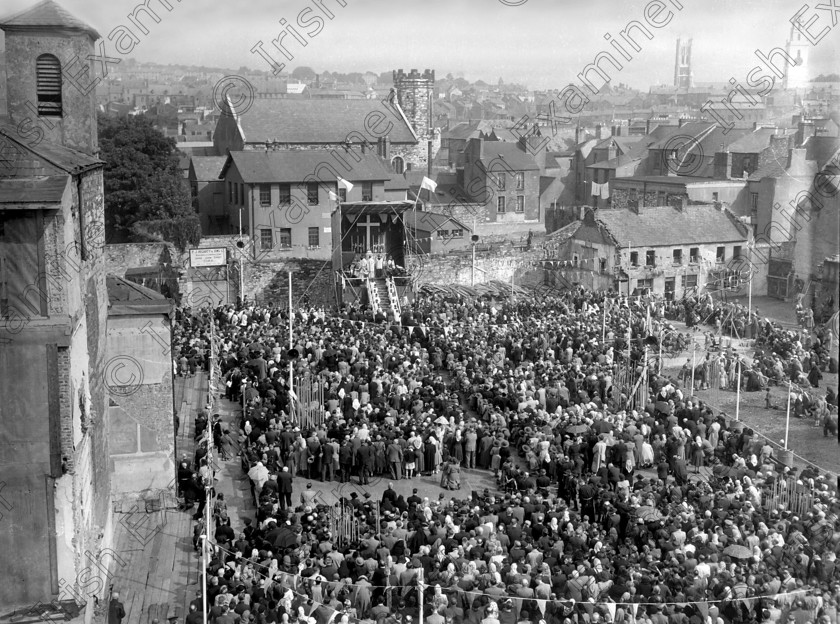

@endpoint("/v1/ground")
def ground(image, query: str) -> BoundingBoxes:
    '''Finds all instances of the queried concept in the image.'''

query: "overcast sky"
[2,0,838,90]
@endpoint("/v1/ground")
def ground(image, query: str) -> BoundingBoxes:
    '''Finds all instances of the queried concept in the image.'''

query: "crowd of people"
[170,286,840,624]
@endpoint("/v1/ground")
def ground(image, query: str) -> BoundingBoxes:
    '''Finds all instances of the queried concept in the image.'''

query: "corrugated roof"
[596,204,748,247]
[0,0,99,39]
[190,156,227,182]
[232,98,417,144]
[0,175,69,204]
[223,149,394,184]
[478,141,540,171]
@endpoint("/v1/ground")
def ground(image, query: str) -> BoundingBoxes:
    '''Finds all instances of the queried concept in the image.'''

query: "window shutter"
[37,55,63,116]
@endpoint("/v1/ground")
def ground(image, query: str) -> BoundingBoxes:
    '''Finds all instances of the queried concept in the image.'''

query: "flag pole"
[735,357,741,421]
[784,381,792,450]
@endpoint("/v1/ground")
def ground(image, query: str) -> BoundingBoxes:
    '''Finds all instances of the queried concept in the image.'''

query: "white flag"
[337,177,354,191]
[420,176,437,192]
[328,190,338,202]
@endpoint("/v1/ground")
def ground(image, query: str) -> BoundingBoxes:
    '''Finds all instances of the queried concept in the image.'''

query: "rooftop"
[228,98,417,145]
[596,204,749,247]
[0,0,100,39]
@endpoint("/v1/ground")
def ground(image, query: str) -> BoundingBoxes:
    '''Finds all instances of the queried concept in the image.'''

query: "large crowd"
[171,287,840,624]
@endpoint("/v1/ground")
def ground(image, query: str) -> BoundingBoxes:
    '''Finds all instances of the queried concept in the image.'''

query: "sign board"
[190,247,227,268]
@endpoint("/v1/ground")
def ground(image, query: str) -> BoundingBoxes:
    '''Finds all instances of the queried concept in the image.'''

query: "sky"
[1,0,838,90]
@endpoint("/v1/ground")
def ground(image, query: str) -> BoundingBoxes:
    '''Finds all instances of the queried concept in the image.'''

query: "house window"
[339,188,347,202]
[637,278,653,290]
[630,251,638,266]
[228,181,234,203]
[599,258,607,273]
[308,227,319,248]
[673,249,683,265]
[278,228,292,248]
[437,230,449,238]
[716,246,726,262]
[750,192,758,212]
[36,54,62,116]
[516,196,524,213]
[734,245,742,259]
[232,182,238,204]
[278,184,291,204]
[307,183,319,205]
[497,196,506,213]
[573,254,579,267]
[646,250,656,267]
[685,274,698,289]
[712,192,719,202]
[260,228,273,251]
[239,183,245,205]
[362,182,373,202]
[451,229,464,238]
[689,247,699,263]
[495,173,506,191]
[260,184,271,206]
[515,172,524,190]
[392,156,405,174]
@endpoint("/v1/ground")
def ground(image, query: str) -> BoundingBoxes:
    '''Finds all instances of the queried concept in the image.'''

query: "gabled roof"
[477,141,540,171]
[228,98,417,145]
[221,149,393,184]
[596,204,748,247]
[0,0,99,38]
[189,156,227,182]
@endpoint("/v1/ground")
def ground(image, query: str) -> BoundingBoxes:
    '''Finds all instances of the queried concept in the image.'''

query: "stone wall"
[246,259,336,309]
[105,242,178,275]
[417,245,545,288]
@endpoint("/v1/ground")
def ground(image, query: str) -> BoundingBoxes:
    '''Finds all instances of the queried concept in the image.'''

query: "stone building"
[211,68,441,176]
[0,0,113,612]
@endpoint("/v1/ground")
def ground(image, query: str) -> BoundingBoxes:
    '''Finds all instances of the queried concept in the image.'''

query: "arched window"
[392,156,405,174]
[36,54,62,116]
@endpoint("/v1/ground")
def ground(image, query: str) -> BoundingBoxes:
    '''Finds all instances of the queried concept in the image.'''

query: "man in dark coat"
[277,466,293,510]
[108,592,126,624]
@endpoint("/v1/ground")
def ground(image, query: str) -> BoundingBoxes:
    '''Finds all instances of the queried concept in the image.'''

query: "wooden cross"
[355,214,380,252]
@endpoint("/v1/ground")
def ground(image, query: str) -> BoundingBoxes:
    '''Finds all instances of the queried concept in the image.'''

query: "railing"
[366,278,381,314]
[386,277,401,319]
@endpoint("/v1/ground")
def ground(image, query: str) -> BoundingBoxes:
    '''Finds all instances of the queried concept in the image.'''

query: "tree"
[98,114,200,248]
[291,66,316,81]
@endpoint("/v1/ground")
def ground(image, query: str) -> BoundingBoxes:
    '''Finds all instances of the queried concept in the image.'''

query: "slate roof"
[725,128,779,154]
[478,141,540,171]
[0,0,99,38]
[596,205,748,247]
[232,99,417,144]
[221,149,393,183]
[189,156,227,182]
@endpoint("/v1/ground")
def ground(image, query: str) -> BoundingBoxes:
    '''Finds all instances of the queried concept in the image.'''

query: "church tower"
[783,19,810,90]
[1,0,100,155]
[673,38,693,89]
[392,68,437,173]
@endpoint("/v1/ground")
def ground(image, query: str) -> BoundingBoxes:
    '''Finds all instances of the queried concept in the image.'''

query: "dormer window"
[36,54,63,116]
